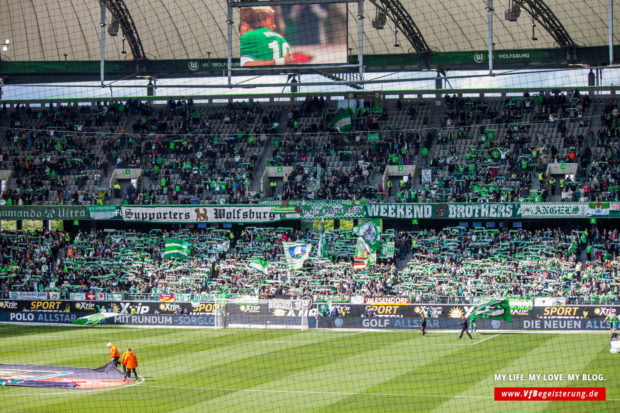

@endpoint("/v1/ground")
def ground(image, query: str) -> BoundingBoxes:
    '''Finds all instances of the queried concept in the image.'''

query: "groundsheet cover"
[0,362,135,389]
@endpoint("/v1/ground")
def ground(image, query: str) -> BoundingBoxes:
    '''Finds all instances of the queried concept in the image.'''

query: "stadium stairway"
[395,250,413,272]
[249,137,273,196]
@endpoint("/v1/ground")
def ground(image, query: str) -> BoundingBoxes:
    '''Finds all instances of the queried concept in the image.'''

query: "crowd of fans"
[0,225,617,304]
[1,92,620,305]
[1,91,618,205]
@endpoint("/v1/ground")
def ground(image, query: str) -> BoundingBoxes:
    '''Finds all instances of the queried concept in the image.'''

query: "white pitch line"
[140,384,493,400]
[471,334,500,346]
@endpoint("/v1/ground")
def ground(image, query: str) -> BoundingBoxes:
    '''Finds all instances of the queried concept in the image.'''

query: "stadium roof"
[0,0,618,84]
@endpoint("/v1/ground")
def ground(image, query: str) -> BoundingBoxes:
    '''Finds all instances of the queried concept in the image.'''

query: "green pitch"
[1,325,618,412]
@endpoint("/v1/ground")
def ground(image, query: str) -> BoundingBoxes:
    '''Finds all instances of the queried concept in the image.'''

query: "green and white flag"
[353,219,382,251]
[249,257,270,275]
[332,109,353,134]
[73,311,116,326]
[282,242,312,270]
[469,299,512,322]
[164,238,191,260]
[316,233,327,259]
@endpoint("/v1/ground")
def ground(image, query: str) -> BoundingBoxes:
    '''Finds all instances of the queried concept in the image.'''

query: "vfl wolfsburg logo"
[300,294,313,310]
[473,53,485,64]
[188,61,199,71]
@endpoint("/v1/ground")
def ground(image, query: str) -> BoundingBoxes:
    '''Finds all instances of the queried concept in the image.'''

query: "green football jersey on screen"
[240,28,290,66]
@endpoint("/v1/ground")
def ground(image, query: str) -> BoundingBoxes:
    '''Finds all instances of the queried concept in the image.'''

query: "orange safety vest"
[110,345,120,359]
[121,351,130,366]
[125,352,138,369]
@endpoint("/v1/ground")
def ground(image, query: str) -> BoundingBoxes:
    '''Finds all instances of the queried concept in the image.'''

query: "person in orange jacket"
[120,348,129,374]
[122,348,138,381]
[107,343,120,367]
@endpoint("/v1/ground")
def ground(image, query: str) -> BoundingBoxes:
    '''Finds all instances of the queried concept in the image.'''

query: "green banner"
[88,205,121,220]
[517,203,589,218]
[380,241,395,259]
[365,203,517,219]
[0,206,89,220]
[298,201,366,219]
[0,202,617,221]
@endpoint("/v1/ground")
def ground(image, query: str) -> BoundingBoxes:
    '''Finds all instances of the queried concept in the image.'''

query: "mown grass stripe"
[161,329,417,410]
[315,333,540,412]
[1,327,618,413]
[195,332,451,412]
[434,334,610,413]
[4,328,361,412]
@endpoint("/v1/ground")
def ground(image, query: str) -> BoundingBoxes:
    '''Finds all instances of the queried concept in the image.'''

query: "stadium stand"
[2,92,618,206]
[0,225,617,304]
[0,92,619,307]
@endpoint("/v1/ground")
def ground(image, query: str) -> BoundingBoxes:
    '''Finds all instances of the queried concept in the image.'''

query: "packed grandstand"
[0,91,618,305]
[1,91,618,206]
[4,2,620,412]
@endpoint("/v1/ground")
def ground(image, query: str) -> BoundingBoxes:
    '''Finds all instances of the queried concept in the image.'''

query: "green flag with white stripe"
[164,238,191,260]
[248,257,270,275]
[332,109,353,134]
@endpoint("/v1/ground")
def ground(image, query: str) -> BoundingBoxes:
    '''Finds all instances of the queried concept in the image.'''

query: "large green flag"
[248,257,270,275]
[73,310,116,326]
[164,238,191,260]
[332,109,353,134]
[469,299,512,322]
[353,219,382,251]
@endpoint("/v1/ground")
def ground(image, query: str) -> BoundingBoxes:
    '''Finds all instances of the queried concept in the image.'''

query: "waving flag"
[316,233,327,259]
[353,219,382,251]
[249,258,270,275]
[469,299,512,322]
[164,238,191,260]
[353,237,376,269]
[332,109,353,134]
[73,311,116,326]
[282,242,312,270]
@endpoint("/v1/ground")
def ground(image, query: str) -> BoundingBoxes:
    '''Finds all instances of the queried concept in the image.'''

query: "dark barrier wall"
[0,312,79,323]
[0,300,617,330]
[0,311,216,326]
[0,300,217,315]
[321,303,618,331]
[108,314,216,326]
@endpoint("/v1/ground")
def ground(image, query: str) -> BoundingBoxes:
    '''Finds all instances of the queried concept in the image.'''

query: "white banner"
[121,206,296,223]
[421,169,432,184]
[9,291,48,300]
[106,293,124,301]
[518,203,589,218]
[534,297,567,307]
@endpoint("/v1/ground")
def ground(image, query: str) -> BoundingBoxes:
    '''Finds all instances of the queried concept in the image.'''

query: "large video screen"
[239,3,348,67]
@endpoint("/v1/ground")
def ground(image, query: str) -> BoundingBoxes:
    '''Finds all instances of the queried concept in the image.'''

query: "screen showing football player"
[240,6,296,67]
